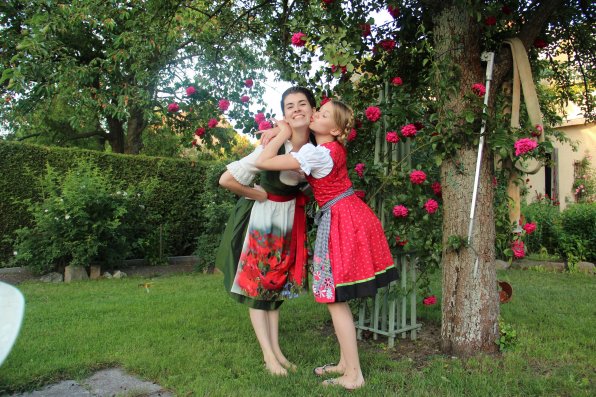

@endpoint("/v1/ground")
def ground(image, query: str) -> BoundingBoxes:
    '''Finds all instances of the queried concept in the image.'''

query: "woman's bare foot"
[313,363,345,376]
[264,356,288,376]
[279,360,297,372]
[322,375,365,390]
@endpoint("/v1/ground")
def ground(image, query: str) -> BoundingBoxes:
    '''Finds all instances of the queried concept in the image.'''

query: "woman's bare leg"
[249,308,287,376]
[267,309,296,370]
[322,302,365,389]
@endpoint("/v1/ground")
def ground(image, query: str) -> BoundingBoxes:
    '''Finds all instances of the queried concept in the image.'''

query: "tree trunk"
[434,4,500,356]
[106,116,125,153]
[125,107,146,155]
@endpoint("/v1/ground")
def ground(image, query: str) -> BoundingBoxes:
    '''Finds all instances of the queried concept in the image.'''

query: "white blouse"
[227,141,304,186]
[290,143,333,179]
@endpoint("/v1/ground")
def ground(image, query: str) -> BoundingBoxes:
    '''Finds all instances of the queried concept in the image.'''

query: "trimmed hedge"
[0,141,235,267]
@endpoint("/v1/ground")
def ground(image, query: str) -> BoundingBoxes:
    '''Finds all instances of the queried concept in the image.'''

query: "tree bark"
[125,107,146,154]
[106,116,125,153]
[434,4,500,356]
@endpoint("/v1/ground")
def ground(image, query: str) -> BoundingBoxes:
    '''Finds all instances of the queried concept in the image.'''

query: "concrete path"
[9,368,173,397]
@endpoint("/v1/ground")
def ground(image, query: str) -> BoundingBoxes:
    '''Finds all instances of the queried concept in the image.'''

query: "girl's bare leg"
[267,309,296,370]
[249,308,287,376]
[323,302,365,389]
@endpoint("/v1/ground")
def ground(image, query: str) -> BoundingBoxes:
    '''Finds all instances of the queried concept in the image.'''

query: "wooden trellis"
[355,82,422,347]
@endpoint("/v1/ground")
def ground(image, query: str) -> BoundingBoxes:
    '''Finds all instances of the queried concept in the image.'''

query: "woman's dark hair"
[280,87,316,115]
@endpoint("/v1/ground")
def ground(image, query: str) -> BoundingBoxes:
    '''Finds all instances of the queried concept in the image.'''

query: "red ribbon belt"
[267,191,309,285]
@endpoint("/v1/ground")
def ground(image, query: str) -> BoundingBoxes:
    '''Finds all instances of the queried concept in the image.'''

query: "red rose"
[431,181,442,196]
[401,124,417,137]
[423,199,439,214]
[472,83,486,97]
[391,76,403,86]
[186,86,197,96]
[534,38,547,49]
[410,170,427,184]
[258,121,272,131]
[423,295,437,306]
[167,103,180,113]
[392,205,408,218]
[291,32,307,47]
[522,222,537,234]
[485,16,497,26]
[385,131,399,143]
[240,95,250,103]
[208,118,218,128]
[511,240,525,258]
[379,39,396,52]
[244,79,254,88]
[218,99,230,111]
[360,23,371,37]
[347,128,357,142]
[254,112,266,124]
[194,127,206,137]
[388,5,400,18]
[365,106,382,122]
[354,163,365,178]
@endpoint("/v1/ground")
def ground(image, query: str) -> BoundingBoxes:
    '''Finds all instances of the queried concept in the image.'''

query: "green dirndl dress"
[215,146,308,311]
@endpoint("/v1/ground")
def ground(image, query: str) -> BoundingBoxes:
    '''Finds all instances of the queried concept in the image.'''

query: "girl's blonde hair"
[330,99,354,145]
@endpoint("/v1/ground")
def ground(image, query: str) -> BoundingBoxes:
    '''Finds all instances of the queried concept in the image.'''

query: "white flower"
[45,209,48,212]
[13,251,17,256]
[123,191,128,196]
[65,214,71,220]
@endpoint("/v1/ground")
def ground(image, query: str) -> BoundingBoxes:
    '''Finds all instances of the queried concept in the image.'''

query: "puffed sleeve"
[226,145,263,186]
[290,143,333,178]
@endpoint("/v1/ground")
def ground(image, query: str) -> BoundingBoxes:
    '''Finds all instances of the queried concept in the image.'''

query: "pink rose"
[331,64,347,74]
[423,295,437,306]
[218,99,230,111]
[514,138,538,156]
[395,236,408,246]
[240,95,250,103]
[347,128,357,142]
[244,79,254,88]
[167,103,180,113]
[354,163,365,178]
[472,83,486,97]
[401,123,417,137]
[391,76,403,86]
[423,199,439,214]
[392,205,408,218]
[410,170,427,184]
[511,240,525,258]
[258,121,272,131]
[431,181,442,196]
[379,39,396,52]
[385,131,399,143]
[522,222,537,234]
[291,32,307,47]
[360,23,371,37]
[194,127,206,137]
[365,106,382,122]
[254,112,266,124]
[186,86,197,96]
[485,16,497,26]
[531,124,543,137]
[534,38,547,49]
[208,118,218,128]
[388,5,400,18]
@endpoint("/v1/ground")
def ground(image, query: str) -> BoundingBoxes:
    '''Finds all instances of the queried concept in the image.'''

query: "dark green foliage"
[0,141,234,267]
[522,198,562,256]
[558,203,596,262]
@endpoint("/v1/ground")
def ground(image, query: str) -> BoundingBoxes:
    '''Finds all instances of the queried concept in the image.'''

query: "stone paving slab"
[9,368,173,397]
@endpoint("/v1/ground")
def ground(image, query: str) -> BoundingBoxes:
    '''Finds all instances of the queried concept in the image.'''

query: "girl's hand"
[259,126,281,146]
[275,119,292,139]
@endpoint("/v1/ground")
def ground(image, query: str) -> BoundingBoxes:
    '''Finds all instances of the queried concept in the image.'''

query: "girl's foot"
[264,358,288,376]
[313,363,344,376]
[322,376,365,390]
[280,360,298,372]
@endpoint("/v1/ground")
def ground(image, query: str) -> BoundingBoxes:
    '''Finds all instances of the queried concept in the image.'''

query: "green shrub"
[558,203,596,262]
[522,197,561,255]
[10,162,156,274]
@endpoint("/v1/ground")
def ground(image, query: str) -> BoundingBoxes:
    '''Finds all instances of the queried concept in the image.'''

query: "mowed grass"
[0,270,594,396]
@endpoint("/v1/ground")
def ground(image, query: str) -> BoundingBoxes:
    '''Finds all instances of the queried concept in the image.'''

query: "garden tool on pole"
[469,51,495,278]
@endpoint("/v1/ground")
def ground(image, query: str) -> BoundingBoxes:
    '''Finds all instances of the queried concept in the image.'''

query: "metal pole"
[469,52,495,278]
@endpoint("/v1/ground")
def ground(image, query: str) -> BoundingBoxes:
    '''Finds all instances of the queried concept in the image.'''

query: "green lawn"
[0,270,594,396]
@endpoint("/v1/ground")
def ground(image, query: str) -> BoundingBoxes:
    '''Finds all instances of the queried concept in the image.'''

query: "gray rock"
[102,271,113,279]
[576,261,595,274]
[112,270,127,279]
[64,265,89,282]
[82,368,172,397]
[495,259,510,270]
[11,380,91,397]
[39,272,63,283]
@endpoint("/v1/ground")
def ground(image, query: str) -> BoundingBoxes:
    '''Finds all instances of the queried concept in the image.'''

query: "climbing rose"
[355,190,366,200]
[522,222,537,234]
[386,131,399,143]
[360,23,371,37]
[401,124,417,137]
[167,103,180,113]
[414,122,424,131]
[240,95,250,103]
[347,128,357,142]
[218,99,230,111]
[388,5,400,18]
[254,112,266,124]
[511,240,525,259]
[186,86,196,96]
[191,140,197,147]
[424,199,439,214]
[484,16,497,26]
[395,236,408,246]
[365,106,382,122]
[208,118,218,128]
[322,0,333,4]
[472,83,486,97]
[354,163,365,178]
[244,79,254,88]
[331,64,347,74]
[431,182,442,196]
[514,138,538,156]
[531,124,543,137]
[534,38,547,49]
[379,39,396,51]
[391,76,403,86]
[291,32,307,47]
[194,127,206,137]
[423,295,437,306]
[392,205,408,218]
[258,121,272,131]
[410,170,427,184]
